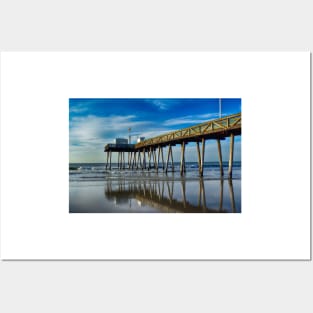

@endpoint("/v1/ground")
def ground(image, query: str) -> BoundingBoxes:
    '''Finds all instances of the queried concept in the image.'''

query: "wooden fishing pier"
[104,112,241,178]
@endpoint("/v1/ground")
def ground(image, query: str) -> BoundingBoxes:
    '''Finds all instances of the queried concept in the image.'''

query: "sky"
[69,98,241,163]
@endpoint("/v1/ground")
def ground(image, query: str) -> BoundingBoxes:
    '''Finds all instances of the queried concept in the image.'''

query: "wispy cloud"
[69,114,150,150]
[69,114,152,162]
[153,100,168,110]
[69,104,89,114]
[163,113,219,126]
[145,99,178,111]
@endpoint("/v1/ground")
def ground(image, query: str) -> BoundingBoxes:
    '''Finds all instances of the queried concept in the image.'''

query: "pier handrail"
[135,112,241,148]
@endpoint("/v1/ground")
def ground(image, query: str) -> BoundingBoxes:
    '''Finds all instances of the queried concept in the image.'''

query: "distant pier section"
[104,112,241,177]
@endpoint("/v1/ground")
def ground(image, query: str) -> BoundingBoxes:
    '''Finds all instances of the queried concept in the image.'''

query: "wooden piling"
[131,152,134,169]
[143,148,146,169]
[129,151,136,169]
[157,146,161,172]
[148,147,151,170]
[180,142,186,176]
[201,138,205,176]
[109,151,112,169]
[228,133,234,178]
[170,145,174,172]
[137,150,141,169]
[217,139,224,177]
[106,151,109,169]
[165,145,171,173]
[133,151,136,169]
[183,144,186,173]
[128,152,131,169]
[153,148,158,170]
[196,141,201,176]
[150,149,153,170]
[131,151,135,169]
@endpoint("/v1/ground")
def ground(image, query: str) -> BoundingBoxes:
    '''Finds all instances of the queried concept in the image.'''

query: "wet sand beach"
[69,174,241,213]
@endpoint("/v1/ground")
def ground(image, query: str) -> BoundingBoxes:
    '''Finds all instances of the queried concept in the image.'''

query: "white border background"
[1,51,310,260]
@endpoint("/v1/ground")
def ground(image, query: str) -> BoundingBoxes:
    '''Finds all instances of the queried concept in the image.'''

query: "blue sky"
[69,98,241,163]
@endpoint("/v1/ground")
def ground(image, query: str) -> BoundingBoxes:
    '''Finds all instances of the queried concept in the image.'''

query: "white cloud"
[163,113,219,126]
[145,99,170,110]
[70,114,146,141]
[69,115,151,162]
[69,104,89,114]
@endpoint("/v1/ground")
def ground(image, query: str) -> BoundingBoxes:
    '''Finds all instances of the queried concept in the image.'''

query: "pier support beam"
[201,138,205,176]
[148,147,152,170]
[137,150,141,169]
[165,145,171,174]
[228,133,234,179]
[180,141,186,176]
[170,145,174,172]
[143,149,146,169]
[131,152,134,169]
[157,146,161,172]
[106,151,109,169]
[153,148,158,170]
[128,152,132,169]
[217,139,224,177]
[196,138,205,176]
[109,151,112,169]
[196,141,201,176]
[133,151,136,169]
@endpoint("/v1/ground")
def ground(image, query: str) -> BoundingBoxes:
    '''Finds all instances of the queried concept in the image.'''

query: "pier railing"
[135,112,241,148]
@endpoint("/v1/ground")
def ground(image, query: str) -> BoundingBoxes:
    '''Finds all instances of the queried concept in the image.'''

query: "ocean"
[69,162,241,213]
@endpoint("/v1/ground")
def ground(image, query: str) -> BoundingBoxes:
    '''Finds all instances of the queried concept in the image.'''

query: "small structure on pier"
[104,112,241,177]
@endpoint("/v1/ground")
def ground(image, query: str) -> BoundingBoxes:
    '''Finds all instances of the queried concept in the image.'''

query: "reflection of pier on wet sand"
[104,178,238,213]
